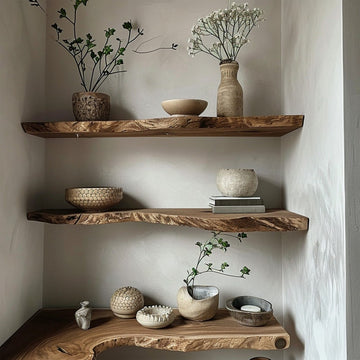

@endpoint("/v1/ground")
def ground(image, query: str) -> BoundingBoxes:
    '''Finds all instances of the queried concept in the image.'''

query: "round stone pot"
[216,168,258,197]
[177,285,219,321]
[72,92,110,121]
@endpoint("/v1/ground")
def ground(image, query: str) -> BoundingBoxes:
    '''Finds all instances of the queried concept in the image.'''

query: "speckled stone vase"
[216,168,258,196]
[110,286,144,318]
[72,92,110,121]
[217,61,243,117]
[177,286,219,321]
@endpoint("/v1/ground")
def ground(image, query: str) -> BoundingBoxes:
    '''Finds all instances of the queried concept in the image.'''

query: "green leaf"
[58,8,66,18]
[118,47,126,56]
[105,28,116,38]
[103,45,113,55]
[221,262,229,271]
[86,33,93,40]
[191,268,199,276]
[116,59,124,65]
[195,241,202,247]
[122,21,132,30]
[240,266,250,276]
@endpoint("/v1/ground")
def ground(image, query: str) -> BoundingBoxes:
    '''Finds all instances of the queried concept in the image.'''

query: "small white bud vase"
[216,169,258,196]
[75,300,92,330]
[217,61,243,117]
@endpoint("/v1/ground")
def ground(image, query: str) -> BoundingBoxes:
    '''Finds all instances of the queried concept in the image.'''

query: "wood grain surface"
[27,208,309,232]
[21,115,304,138]
[0,309,290,359]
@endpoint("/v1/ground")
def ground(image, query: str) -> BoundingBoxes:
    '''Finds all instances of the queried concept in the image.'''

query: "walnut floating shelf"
[0,309,290,359]
[27,208,308,232]
[21,115,304,138]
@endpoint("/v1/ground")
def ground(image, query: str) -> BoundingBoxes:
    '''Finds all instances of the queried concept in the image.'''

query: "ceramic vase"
[216,168,258,196]
[72,92,110,121]
[177,285,219,321]
[110,286,144,318]
[217,61,243,117]
[75,300,92,330]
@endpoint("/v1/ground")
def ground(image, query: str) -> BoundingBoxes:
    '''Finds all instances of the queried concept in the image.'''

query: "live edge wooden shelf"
[21,115,304,138]
[27,208,309,232]
[0,309,290,359]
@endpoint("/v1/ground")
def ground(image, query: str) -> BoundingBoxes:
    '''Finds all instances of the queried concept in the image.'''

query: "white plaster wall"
[0,0,45,346]
[343,0,360,358]
[281,0,346,359]
[43,1,284,359]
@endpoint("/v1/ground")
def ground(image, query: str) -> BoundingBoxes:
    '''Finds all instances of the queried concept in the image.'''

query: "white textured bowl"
[136,305,175,329]
[216,169,258,197]
[161,99,208,116]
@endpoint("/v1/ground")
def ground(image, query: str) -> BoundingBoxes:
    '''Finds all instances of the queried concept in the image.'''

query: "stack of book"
[209,196,265,214]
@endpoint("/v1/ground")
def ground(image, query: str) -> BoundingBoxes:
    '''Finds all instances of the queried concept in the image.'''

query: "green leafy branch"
[29,0,177,92]
[184,231,250,291]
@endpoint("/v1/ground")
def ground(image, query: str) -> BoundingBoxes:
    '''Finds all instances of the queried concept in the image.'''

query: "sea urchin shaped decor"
[136,305,175,329]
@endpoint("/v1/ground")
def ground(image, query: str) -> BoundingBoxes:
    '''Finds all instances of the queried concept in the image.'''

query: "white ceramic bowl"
[161,99,208,116]
[136,305,175,329]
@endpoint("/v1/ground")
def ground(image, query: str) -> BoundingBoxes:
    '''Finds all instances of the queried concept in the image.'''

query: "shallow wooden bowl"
[65,187,123,211]
[226,296,273,327]
[161,99,208,116]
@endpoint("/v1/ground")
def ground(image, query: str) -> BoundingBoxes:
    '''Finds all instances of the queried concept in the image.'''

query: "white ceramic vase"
[216,168,258,197]
[177,285,219,321]
[75,300,92,330]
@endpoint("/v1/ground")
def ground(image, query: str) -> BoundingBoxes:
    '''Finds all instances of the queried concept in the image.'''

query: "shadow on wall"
[283,312,305,360]
[97,346,281,360]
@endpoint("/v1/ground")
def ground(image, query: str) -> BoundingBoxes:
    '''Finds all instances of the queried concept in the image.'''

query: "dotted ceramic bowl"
[110,286,144,318]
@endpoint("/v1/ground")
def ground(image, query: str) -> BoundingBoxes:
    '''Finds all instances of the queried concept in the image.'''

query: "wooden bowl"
[65,187,123,211]
[161,99,208,116]
[226,296,273,327]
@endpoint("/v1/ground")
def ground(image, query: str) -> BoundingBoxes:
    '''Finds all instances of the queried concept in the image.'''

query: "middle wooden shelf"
[27,208,309,232]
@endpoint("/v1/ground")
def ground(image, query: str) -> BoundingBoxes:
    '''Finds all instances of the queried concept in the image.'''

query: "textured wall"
[281,0,346,359]
[343,0,360,358]
[0,0,45,346]
[44,1,283,359]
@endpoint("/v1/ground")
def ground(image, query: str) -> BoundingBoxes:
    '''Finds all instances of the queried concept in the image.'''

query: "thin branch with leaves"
[184,231,250,294]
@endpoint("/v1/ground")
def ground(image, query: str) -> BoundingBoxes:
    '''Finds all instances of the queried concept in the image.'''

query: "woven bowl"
[65,187,123,211]
[226,296,273,327]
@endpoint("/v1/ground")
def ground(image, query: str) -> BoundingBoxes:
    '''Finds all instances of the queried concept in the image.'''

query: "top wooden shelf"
[0,309,290,359]
[21,115,304,138]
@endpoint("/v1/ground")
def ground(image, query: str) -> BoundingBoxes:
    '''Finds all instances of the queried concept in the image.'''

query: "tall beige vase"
[217,61,243,117]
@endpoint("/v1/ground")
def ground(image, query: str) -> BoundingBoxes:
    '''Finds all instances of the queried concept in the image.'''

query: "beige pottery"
[72,92,110,121]
[177,286,219,321]
[217,61,243,117]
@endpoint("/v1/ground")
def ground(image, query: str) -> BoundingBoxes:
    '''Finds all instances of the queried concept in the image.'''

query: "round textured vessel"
[225,296,273,327]
[161,99,208,116]
[136,305,175,329]
[177,285,219,321]
[216,169,258,197]
[110,286,144,318]
[65,187,123,211]
[72,92,110,121]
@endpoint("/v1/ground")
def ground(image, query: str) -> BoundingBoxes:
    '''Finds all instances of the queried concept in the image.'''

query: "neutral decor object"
[177,285,219,321]
[72,92,110,121]
[75,300,92,330]
[136,305,176,329]
[226,296,273,327]
[65,187,123,211]
[110,286,144,318]
[249,358,271,360]
[187,3,263,117]
[28,0,177,121]
[216,169,258,197]
[161,99,208,116]
[217,61,243,117]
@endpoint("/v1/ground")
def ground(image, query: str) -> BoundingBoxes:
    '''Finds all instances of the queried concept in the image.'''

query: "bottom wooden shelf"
[27,208,309,232]
[0,309,290,359]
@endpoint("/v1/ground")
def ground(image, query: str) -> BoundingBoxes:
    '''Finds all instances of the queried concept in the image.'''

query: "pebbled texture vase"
[72,92,110,121]
[217,61,243,117]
